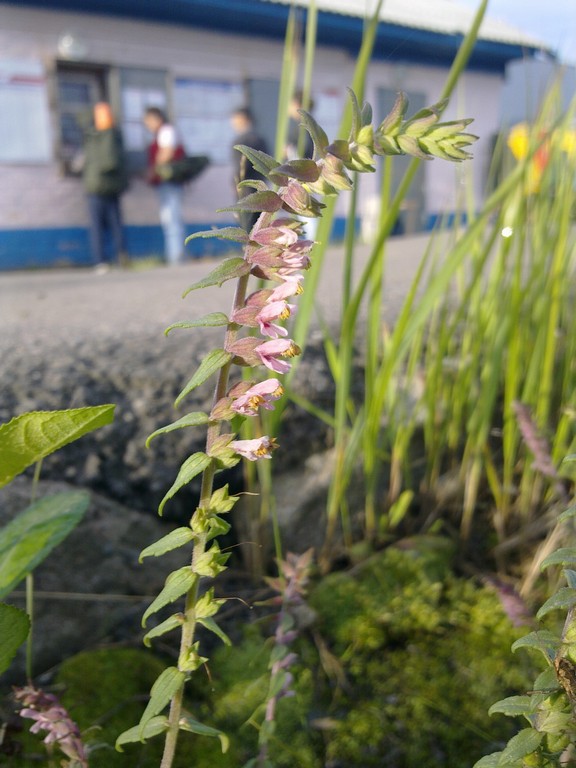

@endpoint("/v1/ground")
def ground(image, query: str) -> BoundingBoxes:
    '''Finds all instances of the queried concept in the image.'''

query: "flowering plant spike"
[115,90,477,767]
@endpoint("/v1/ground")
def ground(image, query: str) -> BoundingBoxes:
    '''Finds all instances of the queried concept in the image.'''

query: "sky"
[455,0,576,64]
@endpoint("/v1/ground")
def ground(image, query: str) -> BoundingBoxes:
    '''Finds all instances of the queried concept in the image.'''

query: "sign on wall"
[0,59,52,163]
[174,79,244,164]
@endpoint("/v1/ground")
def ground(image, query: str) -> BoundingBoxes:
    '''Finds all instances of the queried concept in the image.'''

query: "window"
[120,67,168,172]
[0,58,51,163]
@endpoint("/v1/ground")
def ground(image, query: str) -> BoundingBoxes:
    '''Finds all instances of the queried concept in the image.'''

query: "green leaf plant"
[119,92,477,767]
[474,502,576,768]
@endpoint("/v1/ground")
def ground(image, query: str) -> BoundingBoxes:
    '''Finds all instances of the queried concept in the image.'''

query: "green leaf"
[533,666,560,693]
[565,569,576,589]
[116,715,169,750]
[219,190,283,214]
[143,614,184,647]
[139,528,195,562]
[472,754,502,768]
[541,548,576,571]
[232,144,279,176]
[174,350,233,407]
[489,696,533,718]
[197,616,231,646]
[146,413,210,447]
[158,453,212,516]
[0,603,30,675]
[537,587,576,619]
[185,227,248,245]
[0,405,115,488]
[512,631,561,661]
[165,313,230,335]
[498,727,542,764]
[178,714,229,753]
[194,588,225,619]
[182,257,250,296]
[298,110,329,155]
[0,491,89,599]
[268,159,320,184]
[207,485,239,514]
[142,567,196,626]
[139,667,186,734]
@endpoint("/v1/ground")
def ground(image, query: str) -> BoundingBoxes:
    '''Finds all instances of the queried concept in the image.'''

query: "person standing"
[230,107,269,232]
[83,102,128,272]
[143,106,186,265]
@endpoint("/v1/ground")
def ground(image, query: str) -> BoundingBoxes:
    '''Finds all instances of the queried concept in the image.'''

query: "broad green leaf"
[174,350,233,407]
[182,257,250,296]
[142,567,196,626]
[143,614,184,647]
[158,453,212,516]
[268,159,320,184]
[541,548,576,571]
[165,313,229,335]
[533,666,560,693]
[146,413,210,447]
[498,727,542,764]
[197,616,231,646]
[139,528,195,562]
[116,715,169,750]
[0,491,89,599]
[207,485,239,514]
[537,587,576,619]
[0,405,115,488]
[489,696,533,718]
[565,569,576,589]
[139,667,186,734]
[472,754,502,768]
[0,603,30,675]
[185,227,248,245]
[512,631,561,661]
[178,714,229,753]
[219,190,283,214]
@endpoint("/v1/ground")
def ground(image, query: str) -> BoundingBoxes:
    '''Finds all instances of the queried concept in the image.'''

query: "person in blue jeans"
[82,102,128,272]
[144,107,186,265]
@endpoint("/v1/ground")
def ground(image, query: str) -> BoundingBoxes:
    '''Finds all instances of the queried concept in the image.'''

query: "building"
[0,0,546,269]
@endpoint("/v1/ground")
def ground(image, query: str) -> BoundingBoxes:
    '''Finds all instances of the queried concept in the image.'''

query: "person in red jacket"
[143,106,186,265]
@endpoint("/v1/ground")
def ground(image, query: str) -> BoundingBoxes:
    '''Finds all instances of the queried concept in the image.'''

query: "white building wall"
[0,3,504,236]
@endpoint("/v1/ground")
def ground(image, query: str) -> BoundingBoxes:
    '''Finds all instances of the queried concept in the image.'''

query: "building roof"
[6,0,549,72]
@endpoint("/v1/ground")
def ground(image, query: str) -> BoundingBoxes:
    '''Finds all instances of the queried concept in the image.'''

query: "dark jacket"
[83,127,128,196]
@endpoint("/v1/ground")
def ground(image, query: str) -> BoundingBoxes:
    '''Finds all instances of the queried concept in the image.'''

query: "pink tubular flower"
[230,436,278,460]
[252,225,299,247]
[269,279,303,300]
[232,378,284,416]
[255,338,301,374]
[256,300,295,338]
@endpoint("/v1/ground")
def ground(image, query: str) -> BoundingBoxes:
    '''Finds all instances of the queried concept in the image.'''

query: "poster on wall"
[174,79,244,164]
[0,59,52,163]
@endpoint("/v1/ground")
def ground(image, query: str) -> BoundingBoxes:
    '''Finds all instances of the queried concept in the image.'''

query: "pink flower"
[269,280,303,300]
[256,300,295,338]
[252,225,299,247]
[230,436,278,460]
[232,378,284,416]
[255,339,301,374]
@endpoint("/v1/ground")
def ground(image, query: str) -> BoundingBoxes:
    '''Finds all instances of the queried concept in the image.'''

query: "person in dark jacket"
[83,102,128,272]
[230,107,269,232]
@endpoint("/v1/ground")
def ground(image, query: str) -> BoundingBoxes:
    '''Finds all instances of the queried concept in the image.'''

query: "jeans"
[87,194,125,264]
[157,182,184,265]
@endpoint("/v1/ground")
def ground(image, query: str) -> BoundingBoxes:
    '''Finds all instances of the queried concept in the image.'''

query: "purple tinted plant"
[115,90,477,767]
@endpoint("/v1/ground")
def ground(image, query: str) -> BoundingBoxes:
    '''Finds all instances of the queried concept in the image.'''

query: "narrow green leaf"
[0,603,30,675]
[219,190,283,214]
[139,667,186,734]
[232,144,279,176]
[489,696,533,718]
[182,258,250,296]
[143,614,184,647]
[0,491,89,599]
[185,227,248,245]
[0,406,115,488]
[298,110,329,155]
[533,666,560,693]
[268,159,320,184]
[558,505,576,523]
[139,528,195,562]
[537,587,576,619]
[165,313,229,335]
[197,616,231,646]
[116,715,169,750]
[565,569,576,589]
[142,567,196,626]
[541,548,576,571]
[174,350,233,407]
[208,485,239,514]
[146,413,210,447]
[178,714,229,753]
[498,727,542,763]
[158,453,211,516]
[512,631,561,661]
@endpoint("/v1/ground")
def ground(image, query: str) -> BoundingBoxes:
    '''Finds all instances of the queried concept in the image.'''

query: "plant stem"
[25,459,43,682]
